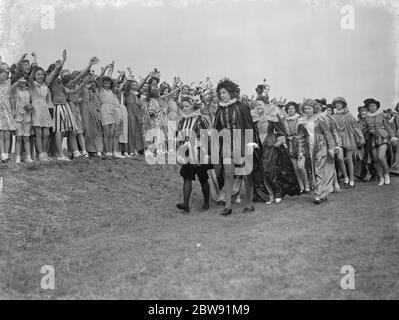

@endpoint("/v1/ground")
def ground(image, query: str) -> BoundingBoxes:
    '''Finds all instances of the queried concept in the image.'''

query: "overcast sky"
[22,1,395,113]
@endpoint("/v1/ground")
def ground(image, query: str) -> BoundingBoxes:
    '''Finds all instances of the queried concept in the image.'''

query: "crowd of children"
[0,51,398,214]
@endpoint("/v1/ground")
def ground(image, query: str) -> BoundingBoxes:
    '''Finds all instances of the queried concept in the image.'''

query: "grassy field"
[0,157,398,300]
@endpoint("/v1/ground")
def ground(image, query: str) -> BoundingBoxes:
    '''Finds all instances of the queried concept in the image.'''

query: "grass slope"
[0,158,398,300]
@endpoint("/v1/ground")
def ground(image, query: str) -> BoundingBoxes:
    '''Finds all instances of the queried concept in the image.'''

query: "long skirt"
[126,103,144,154]
[80,100,103,153]
[313,150,335,199]
[262,145,301,198]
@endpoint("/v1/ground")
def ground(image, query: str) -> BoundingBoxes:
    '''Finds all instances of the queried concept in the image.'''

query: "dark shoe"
[176,203,190,213]
[202,204,210,211]
[221,208,232,216]
[242,205,255,214]
[313,197,328,205]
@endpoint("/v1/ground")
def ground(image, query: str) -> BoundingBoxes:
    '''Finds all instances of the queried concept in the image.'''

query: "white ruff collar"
[367,108,383,117]
[182,109,201,119]
[219,98,237,108]
[285,114,300,121]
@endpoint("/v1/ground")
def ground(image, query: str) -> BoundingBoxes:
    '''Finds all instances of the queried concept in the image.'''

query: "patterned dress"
[0,79,16,131]
[14,89,32,136]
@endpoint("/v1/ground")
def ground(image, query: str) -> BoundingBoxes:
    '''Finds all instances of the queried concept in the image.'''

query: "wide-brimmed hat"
[332,97,347,108]
[364,98,380,109]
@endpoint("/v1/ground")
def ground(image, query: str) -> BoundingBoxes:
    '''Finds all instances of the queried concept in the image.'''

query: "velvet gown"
[255,114,301,199]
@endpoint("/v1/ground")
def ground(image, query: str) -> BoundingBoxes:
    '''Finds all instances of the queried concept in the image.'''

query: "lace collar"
[182,109,201,119]
[219,98,237,108]
[367,108,383,117]
[284,113,300,121]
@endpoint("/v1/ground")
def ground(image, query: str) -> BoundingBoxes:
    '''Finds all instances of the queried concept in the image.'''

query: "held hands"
[328,149,335,158]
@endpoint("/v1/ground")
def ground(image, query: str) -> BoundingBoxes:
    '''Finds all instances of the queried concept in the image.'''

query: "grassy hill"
[0,157,398,299]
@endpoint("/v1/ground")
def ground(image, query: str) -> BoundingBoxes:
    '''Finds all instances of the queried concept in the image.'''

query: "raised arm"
[45,49,67,86]
[64,76,91,94]
[160,86,181,100]
[29,64,37,88]
[137,70,157,92]
[70,57,98,86]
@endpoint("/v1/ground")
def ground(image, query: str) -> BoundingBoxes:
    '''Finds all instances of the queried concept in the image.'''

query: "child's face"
[369,103,378,113]
[181,86,189,95]
[131,81,139,91]
[17,79,28,90]
[327,108,333,115]
[103,80,112,90]
[287,105,297,116]
[35,70,45,83]
[22,61,30,74]
[335,102,344,110]
[219,88,232,104]
[304,105,314,117]
[360,108,367,118]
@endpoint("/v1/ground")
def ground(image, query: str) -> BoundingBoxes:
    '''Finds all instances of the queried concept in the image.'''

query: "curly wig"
[216,78,240,100]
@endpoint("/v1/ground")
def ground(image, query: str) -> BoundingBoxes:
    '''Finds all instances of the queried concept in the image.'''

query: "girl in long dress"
[298,99,335,204]
[331,97,365,188]
[282,101,310,193]
[80,80,103,156]
[362,98,398,185]
[252,97,300,204]
[124,72,154,156]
